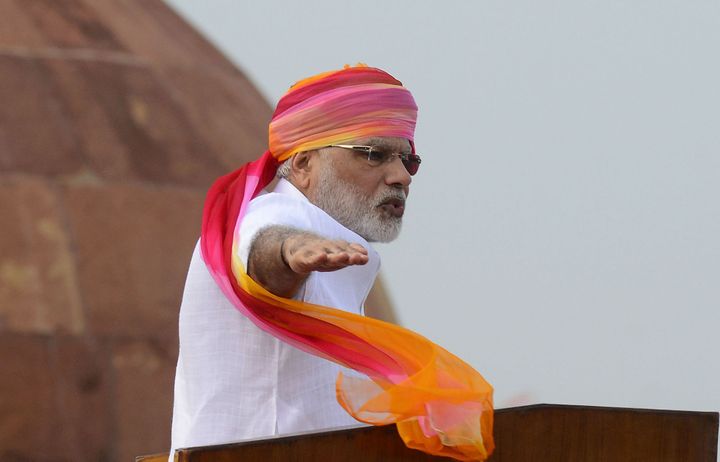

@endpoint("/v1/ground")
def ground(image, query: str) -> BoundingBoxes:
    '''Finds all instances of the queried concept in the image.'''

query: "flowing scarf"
[201,65,494,461]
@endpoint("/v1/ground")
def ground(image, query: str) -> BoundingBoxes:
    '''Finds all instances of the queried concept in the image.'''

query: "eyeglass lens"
[403,156,420,175]
[368,148,420,176]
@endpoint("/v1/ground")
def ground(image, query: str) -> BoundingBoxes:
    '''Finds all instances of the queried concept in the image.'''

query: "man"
[169,65,492,461]
[170,64,420,451]
[246,135,413,298]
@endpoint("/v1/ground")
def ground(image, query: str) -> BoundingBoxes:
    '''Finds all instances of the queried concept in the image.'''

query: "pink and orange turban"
[201,65,494,461]
[268,65,418,161]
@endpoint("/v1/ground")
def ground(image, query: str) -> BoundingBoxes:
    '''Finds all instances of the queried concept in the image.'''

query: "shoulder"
[242,188,316,231]
[235,183,319,267]
[242,179,355,240]
[236,180,373,264]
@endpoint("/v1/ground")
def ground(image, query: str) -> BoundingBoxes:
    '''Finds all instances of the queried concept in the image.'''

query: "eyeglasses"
[328,144,422,176]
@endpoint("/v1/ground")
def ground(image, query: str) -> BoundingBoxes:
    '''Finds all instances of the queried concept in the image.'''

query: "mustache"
[375,189,407,206]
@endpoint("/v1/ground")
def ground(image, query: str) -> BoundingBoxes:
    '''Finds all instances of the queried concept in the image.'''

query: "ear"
[288,151,314,191]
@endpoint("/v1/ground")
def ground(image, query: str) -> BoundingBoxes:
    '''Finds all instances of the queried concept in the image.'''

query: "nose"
[385,155,412,192]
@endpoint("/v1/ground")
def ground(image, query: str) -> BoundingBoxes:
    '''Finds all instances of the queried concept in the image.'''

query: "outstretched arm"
[247,225,369,298]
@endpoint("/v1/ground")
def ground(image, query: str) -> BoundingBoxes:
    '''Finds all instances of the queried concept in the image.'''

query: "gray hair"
[276,149,331,179]
[276,157,293,179]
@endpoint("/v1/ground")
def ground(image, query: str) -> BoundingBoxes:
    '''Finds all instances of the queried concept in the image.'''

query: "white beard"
[314,163,405,243]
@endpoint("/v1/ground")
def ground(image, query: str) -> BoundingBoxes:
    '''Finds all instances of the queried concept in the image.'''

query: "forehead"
[353,136,412,153]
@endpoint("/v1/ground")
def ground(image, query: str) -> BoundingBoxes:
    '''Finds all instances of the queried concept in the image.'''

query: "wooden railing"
[138,404,718,462]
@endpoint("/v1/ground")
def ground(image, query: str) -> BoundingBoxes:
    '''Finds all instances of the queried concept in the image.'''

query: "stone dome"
[0,1,395,460]
[0,1,269,460]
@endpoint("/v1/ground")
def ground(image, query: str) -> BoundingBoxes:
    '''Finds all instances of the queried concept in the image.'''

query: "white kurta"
[169,179,379,456]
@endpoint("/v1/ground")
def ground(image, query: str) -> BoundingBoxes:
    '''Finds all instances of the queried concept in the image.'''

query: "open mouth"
[378,197,406,218]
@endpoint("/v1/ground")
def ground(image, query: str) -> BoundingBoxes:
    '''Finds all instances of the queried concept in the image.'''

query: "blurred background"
[1,0,718,460]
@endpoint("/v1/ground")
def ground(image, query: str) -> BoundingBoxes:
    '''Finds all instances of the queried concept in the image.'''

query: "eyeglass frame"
[327,144,422,176]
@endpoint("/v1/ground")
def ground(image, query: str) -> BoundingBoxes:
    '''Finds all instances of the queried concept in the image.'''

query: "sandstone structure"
[0,1,395,460]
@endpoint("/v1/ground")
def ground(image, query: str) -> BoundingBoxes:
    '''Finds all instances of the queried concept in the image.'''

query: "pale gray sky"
[165,0,719,414]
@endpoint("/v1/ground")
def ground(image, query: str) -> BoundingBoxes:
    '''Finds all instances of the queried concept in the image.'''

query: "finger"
[323,251,352,266]
[290,240,368,273]
[304,249,355,271]
[316,251,368,271]
[325,241,367,257]
[290,248,328,273]
[347,243,368,254]
[323,244,346,255]
[347,252,369,265]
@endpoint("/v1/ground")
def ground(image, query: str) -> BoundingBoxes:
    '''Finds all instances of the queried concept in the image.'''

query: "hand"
[282,235,369,275]
[247,227,369,298]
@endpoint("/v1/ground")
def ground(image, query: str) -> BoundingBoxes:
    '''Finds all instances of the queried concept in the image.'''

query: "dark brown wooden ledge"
[138,404,718,462]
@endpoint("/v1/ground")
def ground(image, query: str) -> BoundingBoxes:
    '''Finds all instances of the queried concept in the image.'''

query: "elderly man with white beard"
[169,65,494,462]
[169,65,422,455]
[247,136,412,298]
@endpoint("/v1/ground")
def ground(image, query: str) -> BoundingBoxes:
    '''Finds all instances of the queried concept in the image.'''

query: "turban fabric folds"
[269,65,419,161]
[201,65,494,460]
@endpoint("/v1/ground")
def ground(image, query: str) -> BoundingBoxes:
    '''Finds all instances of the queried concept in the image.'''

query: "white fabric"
[169,179,379,457]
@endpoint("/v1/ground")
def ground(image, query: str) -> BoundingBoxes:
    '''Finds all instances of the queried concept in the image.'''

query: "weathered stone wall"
[0,2,397,460]
[0,1,270,460]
